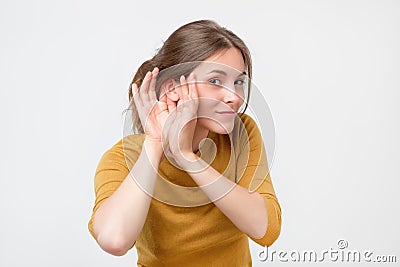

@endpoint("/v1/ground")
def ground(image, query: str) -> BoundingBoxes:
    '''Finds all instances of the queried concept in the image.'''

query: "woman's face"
[191,47,247,134]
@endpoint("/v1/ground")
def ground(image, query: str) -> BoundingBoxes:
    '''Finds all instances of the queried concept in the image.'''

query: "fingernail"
[145,71,150,77]
[132,83,137,92]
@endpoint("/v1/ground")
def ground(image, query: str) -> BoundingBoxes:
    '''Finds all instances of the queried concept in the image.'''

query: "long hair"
[127,19,252,134]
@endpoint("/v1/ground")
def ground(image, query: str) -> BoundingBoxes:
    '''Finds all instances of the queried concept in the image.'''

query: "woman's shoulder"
[103,134,146,154]
[237,112,258,126]
[97,134,146,170]
[232,113,262,142]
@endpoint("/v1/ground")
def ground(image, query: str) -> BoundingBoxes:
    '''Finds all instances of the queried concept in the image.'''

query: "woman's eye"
[235,80,245,86]
[209,79,222,86]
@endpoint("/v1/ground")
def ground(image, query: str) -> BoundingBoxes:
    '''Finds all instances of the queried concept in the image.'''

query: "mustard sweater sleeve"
[87,139,131,240]
[236,114,282,247]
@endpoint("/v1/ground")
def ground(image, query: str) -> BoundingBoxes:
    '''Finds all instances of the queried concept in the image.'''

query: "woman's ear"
[162,79,179,101]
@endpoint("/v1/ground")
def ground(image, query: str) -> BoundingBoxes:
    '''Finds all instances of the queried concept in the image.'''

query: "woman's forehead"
[201,48,246,73]
[194,61,247,78]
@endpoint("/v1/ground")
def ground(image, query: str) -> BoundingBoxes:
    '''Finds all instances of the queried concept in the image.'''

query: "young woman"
[88,19,281,266]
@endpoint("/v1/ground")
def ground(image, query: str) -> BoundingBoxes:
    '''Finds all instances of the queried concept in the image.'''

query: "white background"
[1,0,399,266]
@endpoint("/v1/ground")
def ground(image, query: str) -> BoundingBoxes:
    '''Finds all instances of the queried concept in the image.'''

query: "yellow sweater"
[88,114,282,266]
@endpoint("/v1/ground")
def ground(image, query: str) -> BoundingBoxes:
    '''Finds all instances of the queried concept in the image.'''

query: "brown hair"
[127,19,252,134]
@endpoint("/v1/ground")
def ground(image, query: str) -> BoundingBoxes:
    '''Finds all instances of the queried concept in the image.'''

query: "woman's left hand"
[163,73,199,166]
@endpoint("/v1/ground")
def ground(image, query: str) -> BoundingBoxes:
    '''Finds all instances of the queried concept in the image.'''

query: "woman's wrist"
[143,139,164,164]
[175,152,201,172]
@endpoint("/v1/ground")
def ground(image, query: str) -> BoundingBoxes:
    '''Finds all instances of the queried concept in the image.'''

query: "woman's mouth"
[216,111,236,117]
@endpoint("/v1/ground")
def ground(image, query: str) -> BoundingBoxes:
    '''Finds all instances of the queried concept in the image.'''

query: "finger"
[176,76,184,106]
[132,82,149,130]
[188,75,199,116]
[157,99,168,114]
[180,75,189,101]
[131,82,143,107]
[188,73,198,101]
[141,71,152,102]
[166,92,176,113]
[148,67,159,102]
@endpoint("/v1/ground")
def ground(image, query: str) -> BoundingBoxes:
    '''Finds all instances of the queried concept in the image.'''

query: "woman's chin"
[198,117,235,135]
[209,123,234,135]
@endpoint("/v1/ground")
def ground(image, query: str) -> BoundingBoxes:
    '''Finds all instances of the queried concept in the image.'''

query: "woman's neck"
[192,124,210,154]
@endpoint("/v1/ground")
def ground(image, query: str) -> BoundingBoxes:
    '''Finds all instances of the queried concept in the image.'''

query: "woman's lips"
[216,111,236,117]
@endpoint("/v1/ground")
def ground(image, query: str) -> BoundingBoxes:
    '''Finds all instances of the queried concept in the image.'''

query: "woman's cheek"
[195,84,220,118]
[196,102,213,119]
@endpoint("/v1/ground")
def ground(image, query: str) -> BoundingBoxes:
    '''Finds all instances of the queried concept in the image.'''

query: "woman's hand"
[163,74,199,166]
[131,67,170,144]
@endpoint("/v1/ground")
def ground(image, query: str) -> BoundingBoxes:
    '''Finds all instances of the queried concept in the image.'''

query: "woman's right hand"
[131,67,170,145]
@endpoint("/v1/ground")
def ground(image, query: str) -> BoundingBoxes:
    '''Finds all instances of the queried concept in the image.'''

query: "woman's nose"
[222,85,242,104]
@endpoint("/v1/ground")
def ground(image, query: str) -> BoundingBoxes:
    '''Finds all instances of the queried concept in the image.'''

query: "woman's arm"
[177,154,268,239]
[161,75,272,240]
[92,140,163,256]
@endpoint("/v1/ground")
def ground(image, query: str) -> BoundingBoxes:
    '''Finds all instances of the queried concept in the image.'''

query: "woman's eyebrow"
[207,69,227,76]
[207,69,247,77]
